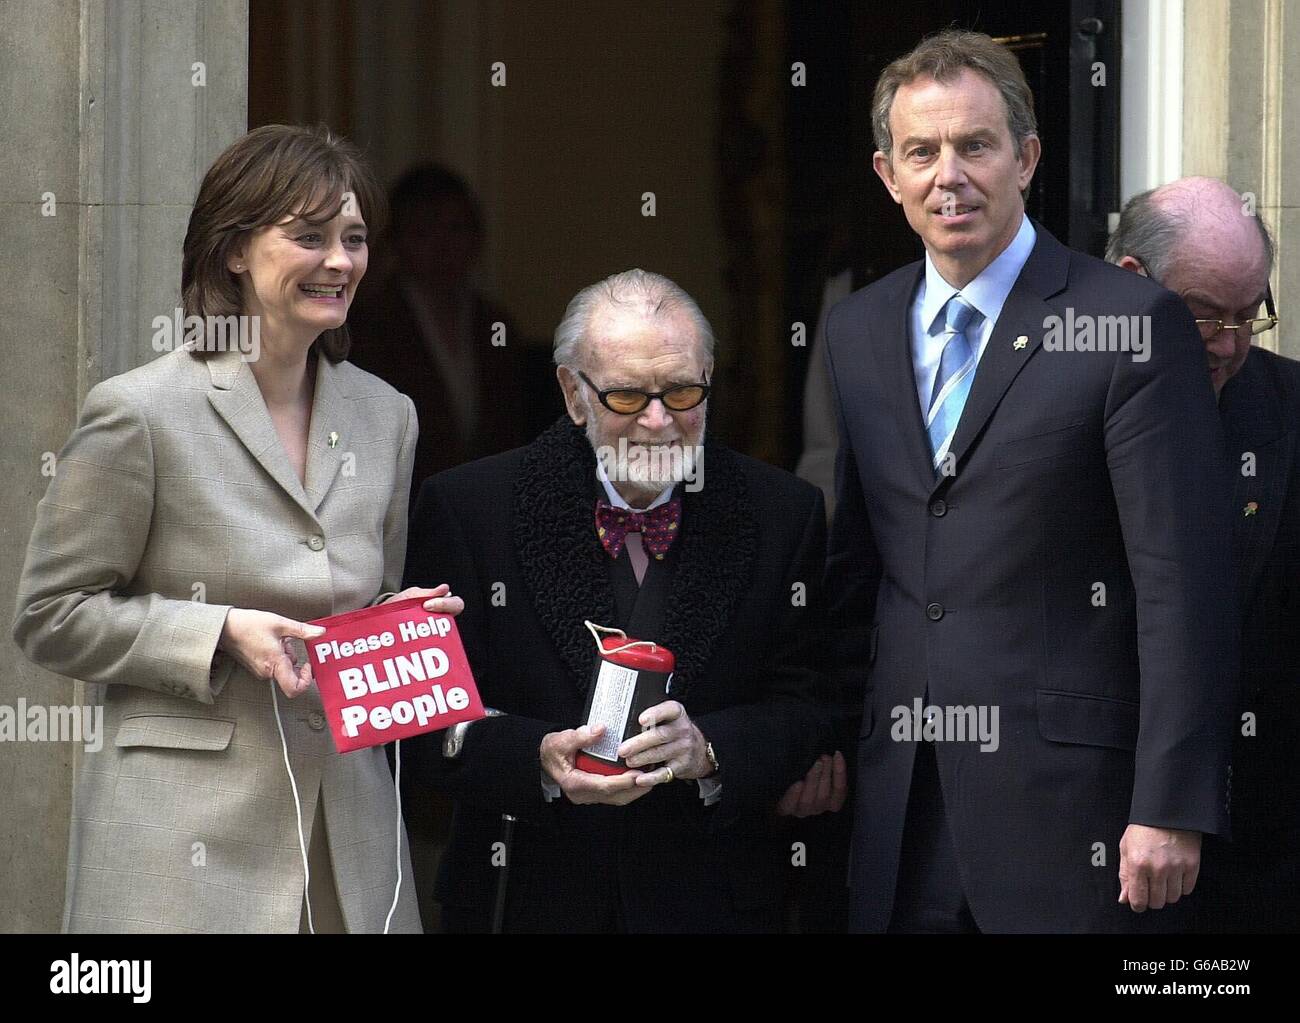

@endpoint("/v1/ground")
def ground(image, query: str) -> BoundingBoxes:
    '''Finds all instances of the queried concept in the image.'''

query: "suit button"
[926,602,944,621]
[307,535,325,551]
[308,711,326,731]
[929,499,947,517]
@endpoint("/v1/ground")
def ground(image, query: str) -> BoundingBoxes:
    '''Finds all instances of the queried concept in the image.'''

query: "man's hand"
[384,583,465,616]
[1118,824,1202,912]
[618,700,712,786]
[540,724,650,806]
[218,608,325,699]
[777,751,848,817]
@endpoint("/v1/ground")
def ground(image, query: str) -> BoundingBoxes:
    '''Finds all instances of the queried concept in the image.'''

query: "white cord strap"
[382,739,403,935]
[272,684,406,935]
[270,678,314,935]
[584,619,660,657]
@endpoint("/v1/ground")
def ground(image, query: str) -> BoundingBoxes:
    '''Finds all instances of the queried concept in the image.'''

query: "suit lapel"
[303,354,356,513]
[659,445,756,695]
[942,225,1070,487]
[875,263,935,493]
[206,348,318,521]
[1220,350,1292,609]
[514,420,618,697]
[608,543,641,625]
[626,548,675,641]
[206,348,356,520]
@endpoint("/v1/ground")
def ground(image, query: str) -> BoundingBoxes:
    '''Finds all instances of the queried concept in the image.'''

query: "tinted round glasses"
[577,371,711,415]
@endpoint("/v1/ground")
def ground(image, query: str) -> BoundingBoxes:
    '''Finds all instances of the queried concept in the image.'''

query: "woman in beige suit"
[12,125,458,933]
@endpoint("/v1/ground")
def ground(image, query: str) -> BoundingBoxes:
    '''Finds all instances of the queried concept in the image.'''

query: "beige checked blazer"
[13,346,423,933]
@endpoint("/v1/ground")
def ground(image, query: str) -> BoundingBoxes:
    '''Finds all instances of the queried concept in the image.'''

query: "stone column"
[0,0,247,932]
[1184,0,1297,358]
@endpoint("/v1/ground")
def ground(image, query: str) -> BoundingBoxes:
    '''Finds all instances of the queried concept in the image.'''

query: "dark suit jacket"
[1198,346,1300,932]
[824,223,1238,933]
[403,418,831,933]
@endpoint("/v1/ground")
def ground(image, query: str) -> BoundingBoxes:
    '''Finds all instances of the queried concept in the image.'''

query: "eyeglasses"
[1130,258,1279,340]
[1192,284,1278,340]
[577,371,710,415]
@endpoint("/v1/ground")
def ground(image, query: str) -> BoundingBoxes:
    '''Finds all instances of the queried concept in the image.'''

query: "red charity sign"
[307,597,485,753]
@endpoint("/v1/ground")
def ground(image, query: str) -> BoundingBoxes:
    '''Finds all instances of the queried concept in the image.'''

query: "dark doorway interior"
[248,2,1121,474]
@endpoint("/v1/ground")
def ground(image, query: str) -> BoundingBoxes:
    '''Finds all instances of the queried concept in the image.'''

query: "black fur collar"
[512,417,756,698]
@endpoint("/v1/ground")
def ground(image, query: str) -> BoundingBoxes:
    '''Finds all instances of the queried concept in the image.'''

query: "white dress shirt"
[910,214,1037,462]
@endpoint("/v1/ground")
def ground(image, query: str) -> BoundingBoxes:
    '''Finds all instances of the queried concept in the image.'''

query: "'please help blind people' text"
[307,600,484,752]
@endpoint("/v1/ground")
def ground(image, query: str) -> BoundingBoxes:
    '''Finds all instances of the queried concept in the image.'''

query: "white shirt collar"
[918,213,1037,336]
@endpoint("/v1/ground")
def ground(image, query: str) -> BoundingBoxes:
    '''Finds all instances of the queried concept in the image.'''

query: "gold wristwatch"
[704,740,720,775]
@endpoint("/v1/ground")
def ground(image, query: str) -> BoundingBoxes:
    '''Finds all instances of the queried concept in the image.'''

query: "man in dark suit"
[824,30,1237,933]
[403,269,830,932]
[1109,176,1300,933]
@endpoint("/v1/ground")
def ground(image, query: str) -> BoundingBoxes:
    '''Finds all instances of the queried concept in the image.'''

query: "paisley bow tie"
[594,497,682,560]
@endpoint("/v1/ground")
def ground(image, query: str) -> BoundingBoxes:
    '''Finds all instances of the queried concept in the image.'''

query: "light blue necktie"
[927,295,981,468]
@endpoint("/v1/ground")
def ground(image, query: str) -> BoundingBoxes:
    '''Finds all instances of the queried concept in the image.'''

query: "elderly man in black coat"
[403,268,831,933]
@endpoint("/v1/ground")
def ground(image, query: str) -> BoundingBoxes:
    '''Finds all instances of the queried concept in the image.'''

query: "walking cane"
[491,813,516,934]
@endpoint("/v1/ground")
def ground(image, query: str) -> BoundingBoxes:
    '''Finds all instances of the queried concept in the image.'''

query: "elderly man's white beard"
[583,403,706,506]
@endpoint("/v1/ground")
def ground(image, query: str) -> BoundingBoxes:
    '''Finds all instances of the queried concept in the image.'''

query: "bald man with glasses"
[1110,176,1299,933]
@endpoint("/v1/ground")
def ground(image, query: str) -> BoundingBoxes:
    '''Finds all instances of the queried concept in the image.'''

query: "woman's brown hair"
[181,124,385,363]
